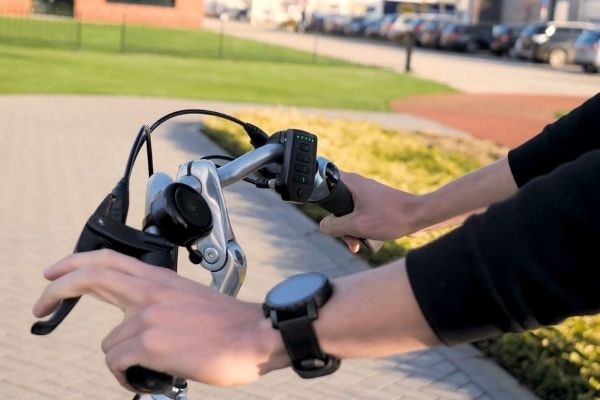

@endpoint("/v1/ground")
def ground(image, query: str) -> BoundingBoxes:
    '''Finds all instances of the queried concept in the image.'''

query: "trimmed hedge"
[477,317,600,400]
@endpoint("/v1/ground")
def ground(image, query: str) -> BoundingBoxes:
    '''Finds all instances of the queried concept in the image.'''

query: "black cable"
[148,109,246,133]
[123,125,147,183]
[123,109,270,187]
[144,125,154,177]
[147,110,268,150]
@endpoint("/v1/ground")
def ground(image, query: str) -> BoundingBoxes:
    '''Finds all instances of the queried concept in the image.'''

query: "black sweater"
[406,93,600,345]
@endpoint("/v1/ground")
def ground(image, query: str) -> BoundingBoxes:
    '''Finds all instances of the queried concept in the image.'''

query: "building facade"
[75,0,205,28]
[0,0,204,28]
[1,0,32,15]
[554,0,600,22]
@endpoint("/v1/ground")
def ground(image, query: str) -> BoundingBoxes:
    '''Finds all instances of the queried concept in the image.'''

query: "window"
[107,0,175,6]
[576,30,600,45]
[520,23,546,37]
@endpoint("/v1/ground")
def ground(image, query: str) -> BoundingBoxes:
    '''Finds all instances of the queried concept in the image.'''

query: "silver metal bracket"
[177,160,247,296]
[140,383,188,400]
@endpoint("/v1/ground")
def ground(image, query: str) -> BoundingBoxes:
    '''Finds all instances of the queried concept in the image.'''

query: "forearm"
[407,150,600,345]
[258,259,439,372]
[317,259,439,358]
[412,93,600,231]
[414,157,517,230]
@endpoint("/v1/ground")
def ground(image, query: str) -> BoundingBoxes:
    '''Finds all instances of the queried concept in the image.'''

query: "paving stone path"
[0,95,538,400]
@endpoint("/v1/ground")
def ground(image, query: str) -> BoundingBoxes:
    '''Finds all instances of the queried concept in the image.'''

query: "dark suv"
[490,24,526,55]
[439,22,494,52]
[514,21,595,68]
[574,29,600,73]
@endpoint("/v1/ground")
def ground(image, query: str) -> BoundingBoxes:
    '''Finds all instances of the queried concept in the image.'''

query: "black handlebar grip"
[139,249,176,271]
[125,248,177,394]
[126,366,174,394]
[316,179,354,217]
[316,177,385,253]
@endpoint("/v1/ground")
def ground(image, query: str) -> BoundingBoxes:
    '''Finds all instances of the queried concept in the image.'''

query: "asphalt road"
[207,19,599,97]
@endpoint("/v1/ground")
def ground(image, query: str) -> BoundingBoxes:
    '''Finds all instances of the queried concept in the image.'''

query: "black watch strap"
[278,314,340,378]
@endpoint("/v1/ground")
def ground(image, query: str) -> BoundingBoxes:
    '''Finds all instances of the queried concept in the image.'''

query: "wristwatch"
[262,272,340,378]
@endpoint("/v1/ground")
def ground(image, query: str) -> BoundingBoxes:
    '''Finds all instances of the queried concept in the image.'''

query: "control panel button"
[301,143,310,152]
[296,153,310,162]
[294,174,308,184]
[295,164,311,173]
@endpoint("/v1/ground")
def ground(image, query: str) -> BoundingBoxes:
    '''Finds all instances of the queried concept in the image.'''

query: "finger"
[102,309,152,353]
[102,321,139,355]
[34,266,153,317]
[343,236,361,253]
[44,249,174,282]
[104,336,144,392]
[105,331,169,392]
[319,214,356,237]
[44,249,155,280]
[339,171,359,190]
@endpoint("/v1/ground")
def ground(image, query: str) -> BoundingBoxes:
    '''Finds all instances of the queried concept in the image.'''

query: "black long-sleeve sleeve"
[405,95,600,346]
[508,92,600,187]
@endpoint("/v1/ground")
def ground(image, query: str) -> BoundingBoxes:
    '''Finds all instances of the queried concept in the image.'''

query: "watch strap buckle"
[294,355,341,379]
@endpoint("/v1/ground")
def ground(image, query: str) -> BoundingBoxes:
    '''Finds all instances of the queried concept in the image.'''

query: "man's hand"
[320,160,519,253]
[33,250,288,391]
[320,172,424,252]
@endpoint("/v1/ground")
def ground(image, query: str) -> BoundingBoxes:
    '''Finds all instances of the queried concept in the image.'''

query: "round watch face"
[267,273,327,307]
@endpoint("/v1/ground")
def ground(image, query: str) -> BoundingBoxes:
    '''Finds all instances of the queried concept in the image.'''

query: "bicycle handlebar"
[217,143,283,187]
[31,110,383,399]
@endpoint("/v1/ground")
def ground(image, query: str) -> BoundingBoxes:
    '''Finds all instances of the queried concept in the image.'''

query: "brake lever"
[31,189,124,336]
[31,184,177,335]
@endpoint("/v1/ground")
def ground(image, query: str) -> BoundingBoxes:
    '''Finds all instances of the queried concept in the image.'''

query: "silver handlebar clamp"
[176,160,247,296]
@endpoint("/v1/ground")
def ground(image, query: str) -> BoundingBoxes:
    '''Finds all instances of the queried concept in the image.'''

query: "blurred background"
[0,1,599,400]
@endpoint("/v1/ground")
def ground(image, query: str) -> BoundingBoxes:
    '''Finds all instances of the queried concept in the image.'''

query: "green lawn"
[0,15,349,62]
[0,16,454,110]
[0,43,452,110]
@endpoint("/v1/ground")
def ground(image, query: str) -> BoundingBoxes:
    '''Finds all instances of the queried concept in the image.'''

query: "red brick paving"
[391,93,589,148]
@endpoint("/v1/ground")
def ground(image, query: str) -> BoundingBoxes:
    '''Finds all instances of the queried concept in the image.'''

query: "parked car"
[417,17,456,48]
[364,15,386,38]
[574,29,600,73]
[376,13,399,39]
[387,14,422,41]
[343,16,367,36]
[439,22,494,52]
[513,21,594,68]
[490,23,525,56]
[363,16,383,38]
[302,12,326,32]
[322,14,352,34]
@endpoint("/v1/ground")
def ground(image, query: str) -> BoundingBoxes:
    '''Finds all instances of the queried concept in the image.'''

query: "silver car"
[574,29,600,73]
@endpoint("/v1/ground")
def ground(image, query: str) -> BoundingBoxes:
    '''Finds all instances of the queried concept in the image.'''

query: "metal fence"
[0,14,333,64]
[0,15,81,49]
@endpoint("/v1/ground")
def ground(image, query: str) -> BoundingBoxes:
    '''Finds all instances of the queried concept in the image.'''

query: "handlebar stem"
[176,161,247,296]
